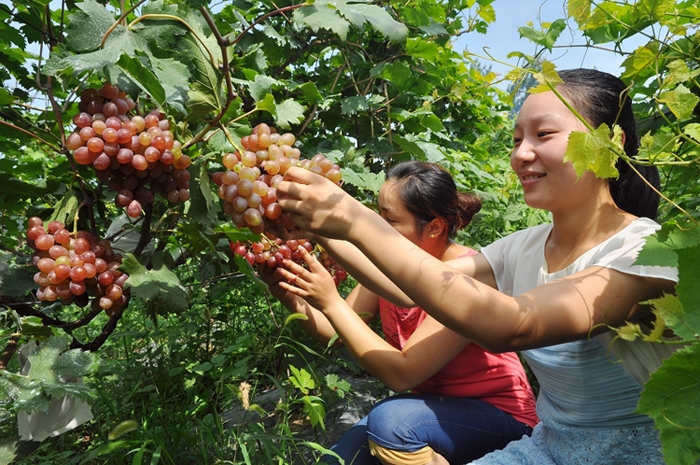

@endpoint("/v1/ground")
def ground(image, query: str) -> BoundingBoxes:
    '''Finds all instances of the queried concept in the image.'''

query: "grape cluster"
[66,83,191,218]
[212,123,343,234]
[26,217,129,316]
[230,238,348,286]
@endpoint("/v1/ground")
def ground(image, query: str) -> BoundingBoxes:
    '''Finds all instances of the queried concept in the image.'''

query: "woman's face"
[377,181,428,248]
[511,90,603,213]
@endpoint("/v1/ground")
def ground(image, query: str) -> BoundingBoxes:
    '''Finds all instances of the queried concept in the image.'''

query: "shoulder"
[588,217,677,283]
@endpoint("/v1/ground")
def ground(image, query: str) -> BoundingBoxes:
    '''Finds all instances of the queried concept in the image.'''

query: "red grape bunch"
[212,123,343,235]
[26,217,130,316]
[66,83,192,219]
[230,237,313,269]
[230,238,348,286]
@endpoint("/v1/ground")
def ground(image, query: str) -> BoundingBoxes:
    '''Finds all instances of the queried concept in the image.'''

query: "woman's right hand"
[257,264,296,303]
[277,167,365,240]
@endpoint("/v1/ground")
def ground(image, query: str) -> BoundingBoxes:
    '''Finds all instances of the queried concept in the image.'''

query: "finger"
[297,247,325,272]
[282,257,309,277]
[281,166,316,184]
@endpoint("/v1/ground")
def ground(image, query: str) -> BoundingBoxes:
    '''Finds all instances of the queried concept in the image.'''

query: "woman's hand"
[277,247,344,311]
[277,167,365,239]
[257,263,297,303]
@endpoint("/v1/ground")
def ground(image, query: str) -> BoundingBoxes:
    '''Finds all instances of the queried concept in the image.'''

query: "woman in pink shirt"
[266,161,537,464]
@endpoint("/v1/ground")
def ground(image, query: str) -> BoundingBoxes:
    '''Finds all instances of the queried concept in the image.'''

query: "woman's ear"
[426,218,446,239]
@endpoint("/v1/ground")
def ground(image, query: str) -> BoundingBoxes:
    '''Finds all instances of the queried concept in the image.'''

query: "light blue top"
[482,217,678,429]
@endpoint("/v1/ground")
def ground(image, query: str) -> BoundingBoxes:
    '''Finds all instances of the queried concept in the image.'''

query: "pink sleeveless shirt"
[378,250,539,428]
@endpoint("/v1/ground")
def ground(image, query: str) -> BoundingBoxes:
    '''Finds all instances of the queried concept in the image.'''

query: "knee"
[368,440,436,465]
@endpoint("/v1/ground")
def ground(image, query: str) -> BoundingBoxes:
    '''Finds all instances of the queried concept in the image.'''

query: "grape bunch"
[230,238,348,286]
[212,123,343,235]
[66,83,191,219]
[26,217,129,316]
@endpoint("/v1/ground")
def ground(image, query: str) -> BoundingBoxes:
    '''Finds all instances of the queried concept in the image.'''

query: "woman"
[264,161,538,464]
[275,69,679,464]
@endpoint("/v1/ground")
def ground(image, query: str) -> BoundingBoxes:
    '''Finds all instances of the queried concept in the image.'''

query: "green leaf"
[303,396,326,430]
[293,0,408,42]
[274,99,306,130]
[120,252,189,313]
[567,0,592,24]
[637,345,700,465]
[0,258,36,299]
[292,3,350,40]
[289,365,314,394]
[115,54,166,107]
[684,124,700,144]
[518,19,567,52]
[658,85,699,120]
[340,168,385,195]
[64,0,118,53]
[0,337,95,414]
[637,222,700,268]
[564,124,620,179]
[674,244,700,340]
[248,74,281,103]
[48,191,80,228]
[663,60,700,87]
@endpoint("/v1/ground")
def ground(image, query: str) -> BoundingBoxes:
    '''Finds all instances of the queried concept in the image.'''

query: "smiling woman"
[275,68,680,465]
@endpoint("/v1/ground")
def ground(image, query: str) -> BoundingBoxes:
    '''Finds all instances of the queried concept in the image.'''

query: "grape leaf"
[674,244,700,340]
[273,99,306,130]
[0,260,36,299]
[289,365,315,394]
[637,345,700,465]
[637,221,700,268]
[0,337,95,414]
[64,0,118,53]
[293,0,408,43]
[115,54,166,107]
[303,395,326,430]
[567,0,592,24]
[292,3,350,41]
[663,60,700,87]
[121,252,189,313]
[340,168,385,195]
[517,19,567,52]
[658,85,699,121]
[564,124,621,179]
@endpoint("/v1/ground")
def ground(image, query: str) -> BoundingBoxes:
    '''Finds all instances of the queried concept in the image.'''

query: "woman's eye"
[537,131,551,137]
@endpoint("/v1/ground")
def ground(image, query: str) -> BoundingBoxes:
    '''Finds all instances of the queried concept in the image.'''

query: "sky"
[453,0,646,83]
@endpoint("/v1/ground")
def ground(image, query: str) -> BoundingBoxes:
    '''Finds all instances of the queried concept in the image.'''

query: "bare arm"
[317,237,498,307]
[277,168,675,352]
[258,266,365,344]
[278,248,471,391]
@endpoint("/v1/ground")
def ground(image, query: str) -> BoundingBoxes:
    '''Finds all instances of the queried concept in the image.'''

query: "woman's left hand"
[276,247,344,311]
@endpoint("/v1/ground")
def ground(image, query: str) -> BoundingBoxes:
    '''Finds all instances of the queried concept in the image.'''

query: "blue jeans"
[322,394,533,464]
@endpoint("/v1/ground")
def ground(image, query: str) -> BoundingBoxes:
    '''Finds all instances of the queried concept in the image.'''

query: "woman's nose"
[511,137,536,166]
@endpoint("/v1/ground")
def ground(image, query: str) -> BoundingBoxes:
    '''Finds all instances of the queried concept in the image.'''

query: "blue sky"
[453,0,646,82]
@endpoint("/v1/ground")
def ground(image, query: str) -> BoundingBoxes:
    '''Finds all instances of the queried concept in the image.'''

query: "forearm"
[317,237,416,307]
[321,298,429,391]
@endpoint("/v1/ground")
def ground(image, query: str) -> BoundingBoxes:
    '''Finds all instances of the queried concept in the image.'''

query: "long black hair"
[386,161,481,237]
[557,68,660,219]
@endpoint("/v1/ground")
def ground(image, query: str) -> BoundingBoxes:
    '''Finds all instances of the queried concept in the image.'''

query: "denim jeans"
[322,394,533,465]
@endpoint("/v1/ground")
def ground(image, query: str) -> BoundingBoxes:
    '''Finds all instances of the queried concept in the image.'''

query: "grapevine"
[66,83,192,218]
[26,217,130,317]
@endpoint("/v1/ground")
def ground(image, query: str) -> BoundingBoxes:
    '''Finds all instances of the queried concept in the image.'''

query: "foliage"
[0,0,699,463]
